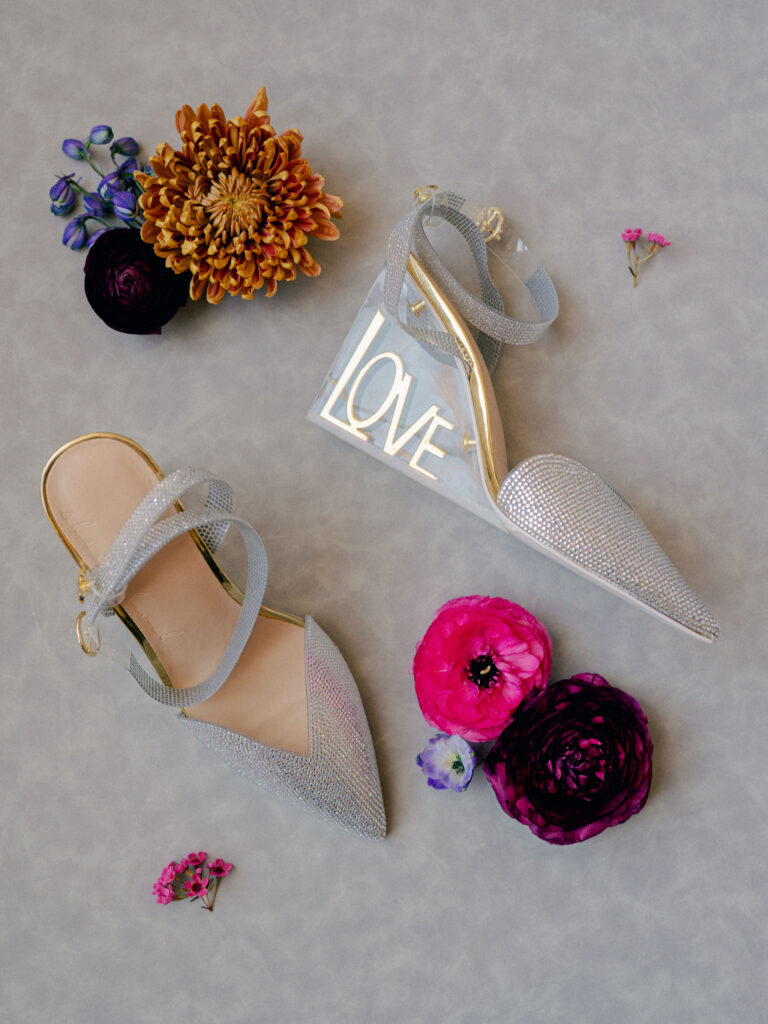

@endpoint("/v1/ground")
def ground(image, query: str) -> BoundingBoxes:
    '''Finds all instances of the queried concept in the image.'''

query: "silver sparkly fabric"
[80,464,385,835]
[497,454,719,640]
[83,467,233,623]
[81,466,268,708]
[117,507,267,708]
[384,191,559,373]
[182,617,387,839]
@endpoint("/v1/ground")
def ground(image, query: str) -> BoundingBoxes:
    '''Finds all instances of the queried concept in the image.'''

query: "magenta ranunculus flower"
[412,596,552,742]
[483,673,653,845]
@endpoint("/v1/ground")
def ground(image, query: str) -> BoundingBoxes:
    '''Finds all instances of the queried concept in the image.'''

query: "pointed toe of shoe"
[183,617,387,838]
[304,617,387,838]
[497,454,719,641]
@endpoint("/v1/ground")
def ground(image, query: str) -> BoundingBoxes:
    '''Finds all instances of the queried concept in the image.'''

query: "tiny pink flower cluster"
[152,851,233,912]
[621,228,670,287]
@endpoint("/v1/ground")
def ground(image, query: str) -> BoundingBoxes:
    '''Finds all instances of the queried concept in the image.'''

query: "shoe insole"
[43,434,310,757]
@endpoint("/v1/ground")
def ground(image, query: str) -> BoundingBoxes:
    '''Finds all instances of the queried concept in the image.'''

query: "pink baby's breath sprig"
[153,851,233,912]
[621,228,671,287]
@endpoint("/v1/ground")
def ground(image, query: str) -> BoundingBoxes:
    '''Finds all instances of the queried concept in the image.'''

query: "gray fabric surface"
[2,1,766,1022]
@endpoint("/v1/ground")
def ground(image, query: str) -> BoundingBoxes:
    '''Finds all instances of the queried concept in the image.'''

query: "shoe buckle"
[76,610,100,656]
[413,184,439,204]
[76,570,100,655]
[478,207,504,243]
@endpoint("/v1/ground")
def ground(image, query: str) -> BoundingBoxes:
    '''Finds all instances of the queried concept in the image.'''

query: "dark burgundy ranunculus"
[483,673,653,845]
[83,228,189,334]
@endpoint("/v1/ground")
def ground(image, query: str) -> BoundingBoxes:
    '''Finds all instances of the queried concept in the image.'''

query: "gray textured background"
[3,1,767,1021]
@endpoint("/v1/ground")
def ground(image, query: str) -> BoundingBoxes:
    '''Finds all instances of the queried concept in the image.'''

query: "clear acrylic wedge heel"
[309,191,719,642]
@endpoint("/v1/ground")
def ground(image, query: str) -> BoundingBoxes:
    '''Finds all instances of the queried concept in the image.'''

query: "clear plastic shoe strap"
[384,190,559,374]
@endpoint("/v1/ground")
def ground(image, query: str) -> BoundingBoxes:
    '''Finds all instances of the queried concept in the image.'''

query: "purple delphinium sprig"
[51,123,150,249]
[62,217,89,251]
[416,733,476,792]
[622,228,671,287]
[49,174,78,216]
[153,852,233,912]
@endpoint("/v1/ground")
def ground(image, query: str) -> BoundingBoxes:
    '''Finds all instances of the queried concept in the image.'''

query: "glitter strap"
[81,468,268,708]
[81,467,233,623]
[383,190,559,374]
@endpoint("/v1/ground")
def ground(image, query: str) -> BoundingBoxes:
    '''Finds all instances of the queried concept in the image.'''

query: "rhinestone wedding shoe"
[41,433,386,837]
[309,191,718,641]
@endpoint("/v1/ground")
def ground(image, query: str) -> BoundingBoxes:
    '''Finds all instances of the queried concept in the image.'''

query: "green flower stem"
[85,155,103,176]
[206,877,221,912]
[626,242,638,287]
[638,245,659,267]
[82,143,104,178]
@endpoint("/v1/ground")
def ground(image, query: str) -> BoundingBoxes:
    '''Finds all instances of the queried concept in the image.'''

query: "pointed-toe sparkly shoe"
[309,190,718,641]
[42,433,386,838]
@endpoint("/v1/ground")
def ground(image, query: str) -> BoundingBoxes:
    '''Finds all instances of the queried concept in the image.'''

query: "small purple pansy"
[417,733,476,792]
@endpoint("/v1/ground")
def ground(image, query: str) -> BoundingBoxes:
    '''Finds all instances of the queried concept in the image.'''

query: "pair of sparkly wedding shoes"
[42,192,718,840]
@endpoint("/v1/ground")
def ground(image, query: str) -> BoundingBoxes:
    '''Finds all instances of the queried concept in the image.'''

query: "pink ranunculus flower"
[412,596,552,742]
[621,228,642,243]
[647,232,671,247]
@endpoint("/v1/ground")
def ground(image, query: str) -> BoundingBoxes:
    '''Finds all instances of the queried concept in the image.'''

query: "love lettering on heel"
[319,310,457,481]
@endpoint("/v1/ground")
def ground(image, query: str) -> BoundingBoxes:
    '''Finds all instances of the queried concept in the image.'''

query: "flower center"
[450,757,465,774]
[202,169,269,235]
[467,653,500,689]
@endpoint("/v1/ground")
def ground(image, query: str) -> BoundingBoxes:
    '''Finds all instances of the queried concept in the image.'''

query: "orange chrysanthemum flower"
[135,88,343,303]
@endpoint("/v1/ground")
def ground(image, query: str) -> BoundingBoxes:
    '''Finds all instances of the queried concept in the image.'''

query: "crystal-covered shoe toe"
[497,455,719,641]
[183,617,387,838]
